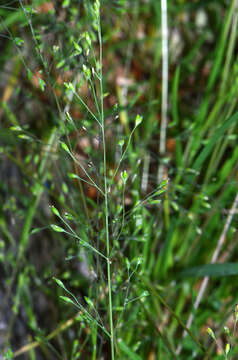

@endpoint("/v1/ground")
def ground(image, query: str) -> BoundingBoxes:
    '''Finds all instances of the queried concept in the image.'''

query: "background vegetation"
[1,0,238,359]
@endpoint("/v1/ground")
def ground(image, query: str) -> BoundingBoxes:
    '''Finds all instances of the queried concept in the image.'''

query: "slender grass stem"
[73,91,102,127]
[158,0,168,183]
[97,6,115,359]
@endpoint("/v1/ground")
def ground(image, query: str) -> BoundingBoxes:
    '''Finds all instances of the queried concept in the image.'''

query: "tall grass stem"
[158,0,168,183]
[98,10,115,360]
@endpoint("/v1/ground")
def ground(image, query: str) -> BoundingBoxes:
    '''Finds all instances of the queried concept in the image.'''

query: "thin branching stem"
[97,4,115,359]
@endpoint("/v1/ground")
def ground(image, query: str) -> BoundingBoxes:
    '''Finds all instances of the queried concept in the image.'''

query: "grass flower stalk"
[96,1,115,358]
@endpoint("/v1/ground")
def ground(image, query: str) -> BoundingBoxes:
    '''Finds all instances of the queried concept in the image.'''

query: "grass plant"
[0,0,238,359]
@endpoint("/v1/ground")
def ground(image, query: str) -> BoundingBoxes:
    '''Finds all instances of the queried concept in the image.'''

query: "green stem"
[98,11,115,360]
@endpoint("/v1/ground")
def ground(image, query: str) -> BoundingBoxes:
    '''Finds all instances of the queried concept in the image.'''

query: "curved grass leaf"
[179,263,238,278]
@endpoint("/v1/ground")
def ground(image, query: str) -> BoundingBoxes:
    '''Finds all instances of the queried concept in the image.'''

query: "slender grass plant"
[1,0,238,359]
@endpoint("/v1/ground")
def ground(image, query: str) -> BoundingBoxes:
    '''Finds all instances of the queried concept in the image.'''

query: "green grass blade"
[179,263,238,278]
